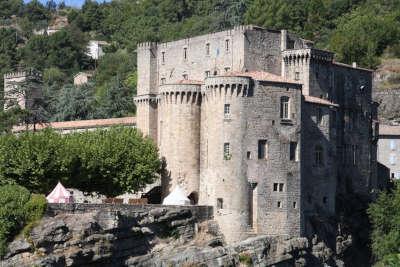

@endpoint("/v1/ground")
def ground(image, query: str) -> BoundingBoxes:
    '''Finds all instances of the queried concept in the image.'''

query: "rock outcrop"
[2,204,359,267]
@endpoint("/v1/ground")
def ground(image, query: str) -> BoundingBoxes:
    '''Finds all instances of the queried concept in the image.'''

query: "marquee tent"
[162,186,191,205]
[46,182,73,203]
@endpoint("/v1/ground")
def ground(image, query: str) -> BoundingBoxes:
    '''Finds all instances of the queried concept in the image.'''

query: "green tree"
[0,184,46,257]
[368,182,400,266]
[52,83,95,121]
[0,128,160,196]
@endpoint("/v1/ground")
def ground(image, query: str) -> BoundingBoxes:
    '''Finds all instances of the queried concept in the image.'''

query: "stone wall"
[373,88,400,124]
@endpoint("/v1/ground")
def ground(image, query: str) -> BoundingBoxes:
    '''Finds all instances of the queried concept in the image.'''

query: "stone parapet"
[47,203,213,222]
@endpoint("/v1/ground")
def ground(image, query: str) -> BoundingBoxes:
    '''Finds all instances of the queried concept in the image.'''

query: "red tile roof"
[379,125,400,136]
[304,95,339,107]
[13,117,136,132]
[225,71,299,84]
[171,80,204,85]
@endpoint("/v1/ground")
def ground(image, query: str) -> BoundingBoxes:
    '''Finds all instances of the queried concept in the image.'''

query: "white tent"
[46,182,73,204]
[162,186,191,205]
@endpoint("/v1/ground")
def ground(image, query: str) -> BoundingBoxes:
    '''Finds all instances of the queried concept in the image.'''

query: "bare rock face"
[2,204,352,267]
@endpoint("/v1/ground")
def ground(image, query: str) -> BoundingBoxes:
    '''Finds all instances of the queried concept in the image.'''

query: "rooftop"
[379,125,400,136]
[304,95,339,107]
[13,117,136,133]
[225,71,299,84]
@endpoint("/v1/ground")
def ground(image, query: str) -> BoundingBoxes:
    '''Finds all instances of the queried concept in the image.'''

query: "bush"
[0,184,46,258]
[368,182,400,266]
[0,127,160,196]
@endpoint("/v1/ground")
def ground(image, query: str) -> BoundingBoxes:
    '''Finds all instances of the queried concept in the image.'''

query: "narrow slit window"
[247,151,251,159]
[293,202,297,209]
[183,47,187,60]
[223,143,231,160]
[277,201,282,208]
[225,39,230,51]
[290,142,298,161]
[206,43,210,55]
[217,198,223,209]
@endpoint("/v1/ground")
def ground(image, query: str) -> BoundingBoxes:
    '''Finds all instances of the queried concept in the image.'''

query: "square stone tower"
[3,69,43,111]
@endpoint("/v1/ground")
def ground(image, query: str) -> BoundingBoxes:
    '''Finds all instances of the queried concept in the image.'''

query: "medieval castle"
[134,25,379,243]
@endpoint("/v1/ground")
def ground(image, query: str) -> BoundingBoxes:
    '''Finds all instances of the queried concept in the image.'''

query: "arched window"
[315,145,324,166]
[280,96,290,119]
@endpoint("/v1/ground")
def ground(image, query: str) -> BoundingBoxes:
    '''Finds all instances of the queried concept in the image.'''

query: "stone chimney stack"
[280,29,287,51]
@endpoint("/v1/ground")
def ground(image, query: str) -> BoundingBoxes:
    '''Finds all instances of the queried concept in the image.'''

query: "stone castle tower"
[135,25,378,243]
[3,69,43,111]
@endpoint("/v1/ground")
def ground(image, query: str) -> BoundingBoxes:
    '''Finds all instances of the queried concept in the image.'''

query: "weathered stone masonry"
[134,25,378,243]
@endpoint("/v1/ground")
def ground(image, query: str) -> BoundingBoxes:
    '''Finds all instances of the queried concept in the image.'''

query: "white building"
[378,125,400,179]
[86,40,109,60]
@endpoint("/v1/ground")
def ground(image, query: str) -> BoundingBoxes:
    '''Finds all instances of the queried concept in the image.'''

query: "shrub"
[0,185,46,258]
[238,252,253,266]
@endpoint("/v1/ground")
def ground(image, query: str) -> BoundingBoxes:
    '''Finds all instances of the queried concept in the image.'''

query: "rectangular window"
[161,78,166,85]
[280,96,290,119]
[224,104,230,117]
[183,74,188,80]
[279,183,284,192]
[323,196,328,204]
[273,183,278,191]
[315,145,323,166]
[396,172,400,179]
[290,142,298,161]
[206,43,210,55]
[277,201,282,208]
[205,70,210,77]
[293,202,297,209]
[295,72,300,80]
[217,198,223,209]
[223,143,231,160]
[161,51,165,64]
[273,183,284,192]
[225,39,230,51]
[183,47,187,60]
[390,140,396,150]
[247,151,251,159]
[258,140,268,159]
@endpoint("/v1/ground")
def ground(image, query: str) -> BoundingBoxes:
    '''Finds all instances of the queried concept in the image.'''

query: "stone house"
[378,124,400,179]
[135,25,378,243]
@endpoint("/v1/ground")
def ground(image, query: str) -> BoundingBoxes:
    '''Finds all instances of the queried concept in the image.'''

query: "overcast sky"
[24,0,110,8]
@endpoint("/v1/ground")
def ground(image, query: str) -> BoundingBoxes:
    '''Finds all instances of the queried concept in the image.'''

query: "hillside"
[1,0,400,127]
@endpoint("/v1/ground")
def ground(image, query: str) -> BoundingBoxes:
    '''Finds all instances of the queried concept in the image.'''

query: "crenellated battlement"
[137,42,158,49]
[203,76,252,98]
[282,48,334,64]
[4,69,43,80]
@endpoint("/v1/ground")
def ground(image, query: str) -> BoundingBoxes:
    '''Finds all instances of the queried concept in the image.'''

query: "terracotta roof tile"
[225,71,299,84]
[304,95,339,107]
[379,125,400,136]
[13,117,136,132]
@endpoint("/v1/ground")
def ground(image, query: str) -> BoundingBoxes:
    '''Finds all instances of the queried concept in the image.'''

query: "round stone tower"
[158,82,202,202]
[199,75,252,242]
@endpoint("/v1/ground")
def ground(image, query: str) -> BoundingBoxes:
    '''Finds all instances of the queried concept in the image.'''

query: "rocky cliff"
[2,204,358,267]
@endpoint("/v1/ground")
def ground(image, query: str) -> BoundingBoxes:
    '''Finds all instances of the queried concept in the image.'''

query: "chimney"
[281,30,287,51]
